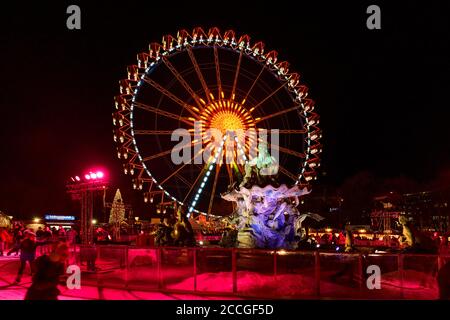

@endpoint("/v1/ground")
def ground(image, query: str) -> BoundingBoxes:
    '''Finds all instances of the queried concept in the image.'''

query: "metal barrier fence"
[64,245,449,299]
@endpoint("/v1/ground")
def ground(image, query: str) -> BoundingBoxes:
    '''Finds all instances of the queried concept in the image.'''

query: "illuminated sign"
[44,215,76,221]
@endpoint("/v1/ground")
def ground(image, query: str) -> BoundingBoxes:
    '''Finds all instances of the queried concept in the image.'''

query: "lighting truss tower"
[66,173,109,244]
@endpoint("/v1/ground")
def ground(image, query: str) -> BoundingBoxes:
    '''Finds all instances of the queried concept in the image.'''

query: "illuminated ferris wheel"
[112,27,321,218]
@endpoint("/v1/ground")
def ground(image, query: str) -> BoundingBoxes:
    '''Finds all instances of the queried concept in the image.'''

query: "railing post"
[193,248,197,292]
[273,251,277,280]
[157,247,163,290]
[398,254,404,299]
[358,254,363,292]
[438,254,443,271]
[77,244,81,266]
[315,251,320,298]
[232,248,237,294]
[125,246,129,289]
[96,246,102,290]
[72,244,77,265]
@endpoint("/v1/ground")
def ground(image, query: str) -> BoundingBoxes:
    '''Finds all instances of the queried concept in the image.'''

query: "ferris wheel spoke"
[231,50,243,100]
[270,144,306,158]
[184,137,226,210]
[162,56,204,110]
[159,148,204,186]
[277,129,307,134]
[160,163,190,186]
[207,164,221,216]
[187,46,212,104]
[142,76,199,118]
[225,163,234,185]
[176,174,192,188]
[213,46,223,98]
[249,81,287,113]
[194,164,204,170]
[143,140,202,162]
[278,165,299,182]
[254,105,301,123]
[133,130,191,135]
[258,129,307,134]
[242,64,265,105]
[182,163,209,203]
[133,101,193,126]
[142,149,173,162]
[163,170,193,189]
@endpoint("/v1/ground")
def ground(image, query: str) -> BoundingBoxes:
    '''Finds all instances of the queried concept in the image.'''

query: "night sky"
[1,1,449,218]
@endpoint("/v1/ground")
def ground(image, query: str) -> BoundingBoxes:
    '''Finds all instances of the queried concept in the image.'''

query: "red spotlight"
[90,172,97,179]
[96,171,104,178]
[85,174,91,180]
[75,176,81,181]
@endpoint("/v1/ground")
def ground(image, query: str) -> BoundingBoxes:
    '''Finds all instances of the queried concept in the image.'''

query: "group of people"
[0,223,78,256]
[1,222,31,256]
[36,225,78,245]
[0,222,78,300]
[13,228,70,299]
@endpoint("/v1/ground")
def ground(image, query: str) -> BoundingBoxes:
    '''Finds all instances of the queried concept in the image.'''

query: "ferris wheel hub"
[210,110,245,134]
[204,99,254,135]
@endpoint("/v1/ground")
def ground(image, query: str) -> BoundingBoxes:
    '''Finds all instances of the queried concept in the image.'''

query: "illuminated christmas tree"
[109,189,126,239]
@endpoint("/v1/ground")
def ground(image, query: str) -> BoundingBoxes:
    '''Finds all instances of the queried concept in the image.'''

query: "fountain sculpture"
[221,142,323,249]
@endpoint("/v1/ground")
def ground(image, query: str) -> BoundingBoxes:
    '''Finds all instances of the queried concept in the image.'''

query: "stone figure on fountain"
[239,141,279,189]
[398,215,438,253]
[398,215,415,248]
[221,141,320,249]
[171,207,196,247]
[154,207,196,247]
[344,223,355,253]
[155,215,174,246]
[219,217,238,248]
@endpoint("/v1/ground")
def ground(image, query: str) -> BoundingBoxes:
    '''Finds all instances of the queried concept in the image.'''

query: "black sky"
[1,1,449,218]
